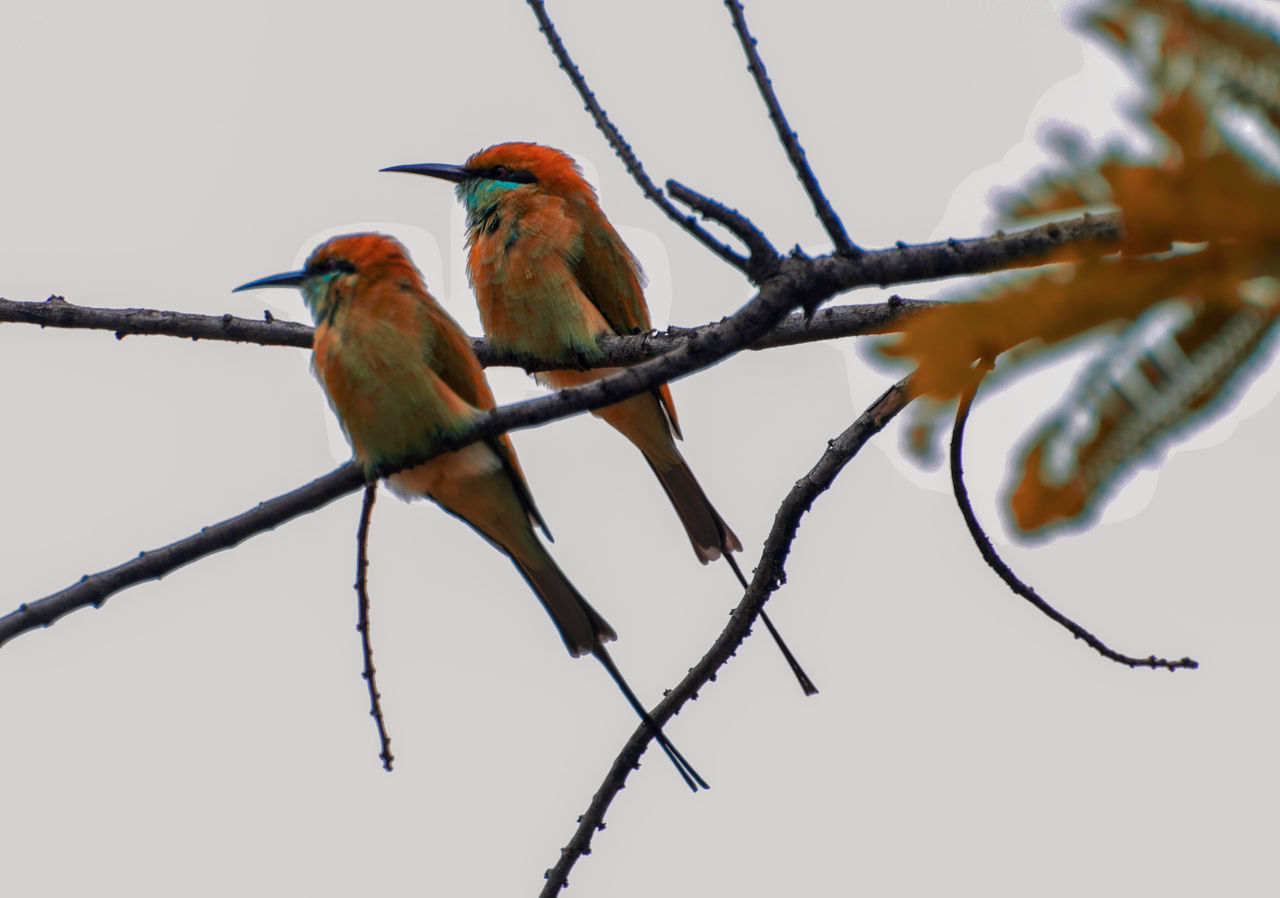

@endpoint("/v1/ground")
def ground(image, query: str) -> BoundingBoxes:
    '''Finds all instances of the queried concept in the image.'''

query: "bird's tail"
[510,546,616,658]
[512,550,708,792]
[645,456,742,563]
[540,369,816,696]
[591,643,709,793]
[648,457,819,697]
[722,553,820,697]
[541,369,734,562]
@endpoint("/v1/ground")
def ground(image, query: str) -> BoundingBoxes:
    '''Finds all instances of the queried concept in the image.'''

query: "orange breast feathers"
[465,191,613,364]
[310,279,487,478]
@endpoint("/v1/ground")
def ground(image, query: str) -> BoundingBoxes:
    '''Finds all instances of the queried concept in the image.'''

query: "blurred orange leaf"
[883,0,1280,536]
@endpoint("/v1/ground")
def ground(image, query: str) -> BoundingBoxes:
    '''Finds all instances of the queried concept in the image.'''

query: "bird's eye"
[313,257,356,276]
[488,164,535,184]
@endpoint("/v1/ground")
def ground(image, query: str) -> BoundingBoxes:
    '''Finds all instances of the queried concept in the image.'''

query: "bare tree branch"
[597,297,940,364]
[814,212,1121,289]
[540,376,912,896]
[0,263,786,647]
[666,180,781,281]
[948,363,1198,671]
[525,0,752,272]
[0,294,931,361]
[0,464,365,648]
[0,295,313,347]
[0,208,1121,359]
[0,211,1124,650]
[355,483,394,771]
[723,0,859,255]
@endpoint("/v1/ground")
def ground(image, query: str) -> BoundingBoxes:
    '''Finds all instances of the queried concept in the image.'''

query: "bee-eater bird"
[383,143,818,695]
[234,233,706,791]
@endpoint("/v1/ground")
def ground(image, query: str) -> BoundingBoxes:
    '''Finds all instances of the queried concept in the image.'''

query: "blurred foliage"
[880,0,1280,536]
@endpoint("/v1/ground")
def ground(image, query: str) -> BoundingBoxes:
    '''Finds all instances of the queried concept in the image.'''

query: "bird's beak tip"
[380,162,469,183]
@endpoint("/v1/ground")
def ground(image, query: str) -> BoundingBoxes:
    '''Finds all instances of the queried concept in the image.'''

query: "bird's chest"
[467,224,607,364]
[312,321,461,465]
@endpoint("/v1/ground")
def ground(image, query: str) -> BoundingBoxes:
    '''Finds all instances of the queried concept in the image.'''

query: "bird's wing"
[411,284,554,539]
[563,203,684,439]
[570,204,652,337]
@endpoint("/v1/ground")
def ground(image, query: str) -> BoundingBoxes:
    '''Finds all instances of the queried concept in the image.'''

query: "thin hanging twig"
[355,483,394,771]
[948,361,1197,671]
[540,377,913,896]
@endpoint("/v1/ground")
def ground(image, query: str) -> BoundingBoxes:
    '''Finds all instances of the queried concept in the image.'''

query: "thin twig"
[540,377,912,896]
[355,483,394,771]
[948,361,1197,671]
[666,180,780,280]
[724,0,859,255]
[525,0,751,272]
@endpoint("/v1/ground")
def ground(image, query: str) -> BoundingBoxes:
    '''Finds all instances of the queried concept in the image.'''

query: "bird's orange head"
[382,142,596,227]
[465,142,591,198]
[234,233,422,325]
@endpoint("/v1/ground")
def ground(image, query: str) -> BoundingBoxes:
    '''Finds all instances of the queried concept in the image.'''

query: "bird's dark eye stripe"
[483,166,536,184]
[312,257,357,276]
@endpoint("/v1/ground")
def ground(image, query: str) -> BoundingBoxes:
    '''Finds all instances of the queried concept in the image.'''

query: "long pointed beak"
[232,270,306,293]
[380,162,471,183]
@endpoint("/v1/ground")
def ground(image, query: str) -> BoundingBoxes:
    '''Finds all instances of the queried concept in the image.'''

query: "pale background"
[3,1,1277,895]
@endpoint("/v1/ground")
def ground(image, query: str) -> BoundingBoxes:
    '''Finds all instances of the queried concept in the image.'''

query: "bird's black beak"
[380,162,472,183]
[232,270,306,292]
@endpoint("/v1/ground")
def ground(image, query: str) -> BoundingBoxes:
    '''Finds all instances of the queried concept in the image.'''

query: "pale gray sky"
[3,1,1278,895]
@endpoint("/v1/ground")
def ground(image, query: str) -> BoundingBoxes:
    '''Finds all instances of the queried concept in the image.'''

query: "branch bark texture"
[540,376,912,896]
